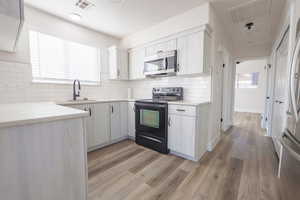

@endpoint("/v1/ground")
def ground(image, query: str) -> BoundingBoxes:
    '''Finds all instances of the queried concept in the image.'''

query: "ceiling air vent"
[75,0,95,10]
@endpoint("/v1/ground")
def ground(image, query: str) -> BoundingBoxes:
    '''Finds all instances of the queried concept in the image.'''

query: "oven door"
[135,102,167,139]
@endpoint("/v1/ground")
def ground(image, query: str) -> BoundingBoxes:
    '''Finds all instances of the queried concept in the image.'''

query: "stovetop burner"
[137,87,183,104]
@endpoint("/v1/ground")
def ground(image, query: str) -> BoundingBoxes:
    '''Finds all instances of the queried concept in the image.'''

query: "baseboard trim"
[208,134,220,151]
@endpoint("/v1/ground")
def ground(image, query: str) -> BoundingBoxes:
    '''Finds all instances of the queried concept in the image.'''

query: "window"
[29,31,101,84]
[236,72,259,88]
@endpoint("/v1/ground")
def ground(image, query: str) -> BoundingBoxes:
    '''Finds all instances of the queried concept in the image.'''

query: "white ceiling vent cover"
[75,0,95,10]
[229,0,270,24]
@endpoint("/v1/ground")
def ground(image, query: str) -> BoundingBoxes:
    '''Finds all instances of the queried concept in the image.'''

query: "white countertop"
[57,99,132,106]
[0,102,89,129]
[57,99,210,106]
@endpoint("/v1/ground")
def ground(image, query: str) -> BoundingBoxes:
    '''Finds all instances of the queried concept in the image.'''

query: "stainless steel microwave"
[144,50,177,77]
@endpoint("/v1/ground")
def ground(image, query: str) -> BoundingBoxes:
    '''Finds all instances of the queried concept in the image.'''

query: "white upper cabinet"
[129,47,145,80]
[108,46,129,80]
[145,39,177,56]
[0,0,24,52]
[177,30,211,76]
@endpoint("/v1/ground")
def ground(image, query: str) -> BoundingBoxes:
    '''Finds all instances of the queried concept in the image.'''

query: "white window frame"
[29,30,102,86]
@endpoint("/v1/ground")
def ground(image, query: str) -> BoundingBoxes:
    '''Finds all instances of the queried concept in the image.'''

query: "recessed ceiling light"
[69,13,82,21]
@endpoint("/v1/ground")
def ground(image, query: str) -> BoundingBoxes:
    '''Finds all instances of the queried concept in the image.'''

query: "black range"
[135,87,183,154]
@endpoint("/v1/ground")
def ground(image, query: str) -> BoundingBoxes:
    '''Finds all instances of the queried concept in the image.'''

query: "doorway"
[233,58,269,133]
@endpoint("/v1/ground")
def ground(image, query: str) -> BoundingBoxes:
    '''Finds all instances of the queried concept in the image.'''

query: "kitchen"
[0,0,299,200]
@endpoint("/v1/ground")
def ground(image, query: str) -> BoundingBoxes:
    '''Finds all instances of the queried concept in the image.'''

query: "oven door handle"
[139,135,162,143]
[135,103,167,108]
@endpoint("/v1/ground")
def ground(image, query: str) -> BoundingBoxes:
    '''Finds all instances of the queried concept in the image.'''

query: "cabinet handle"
[117,69,120,77]
[177,64,180,72]
[111,105,114,113]
[89,108,92,117]
[168,117,171,127]
[176,109,186,112]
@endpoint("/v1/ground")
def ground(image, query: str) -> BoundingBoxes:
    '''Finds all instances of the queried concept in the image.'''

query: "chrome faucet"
[73,79,81,101]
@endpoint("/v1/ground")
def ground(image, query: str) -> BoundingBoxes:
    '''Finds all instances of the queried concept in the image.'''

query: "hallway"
[87,113,283,200]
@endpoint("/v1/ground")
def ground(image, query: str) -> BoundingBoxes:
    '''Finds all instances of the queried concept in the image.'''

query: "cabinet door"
[145,39,177,56]
[168,114,181,152]
[168,114,195,157]
[67,104,94,149]
[177,31,204,75]
[203,32,211,74]
[129,48,145,80]
[108,47,129,80]
[93,103,110,147]
[180,116,195,157]
[119,50,129,80]
[128,102,135,137]
[108,46,118,80]
[110,103,122,141]
[120,102,128,138]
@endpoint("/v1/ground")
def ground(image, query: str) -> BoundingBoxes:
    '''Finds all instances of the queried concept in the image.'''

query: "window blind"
[29,30,101,84]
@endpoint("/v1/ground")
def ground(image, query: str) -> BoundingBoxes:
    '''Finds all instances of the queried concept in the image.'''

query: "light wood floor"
[87,112,283,200]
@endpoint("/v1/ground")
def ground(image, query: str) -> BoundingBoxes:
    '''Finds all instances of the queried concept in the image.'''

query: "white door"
[271,29,290,155]
[93,103,110,147]
[177,31,204,75]
[110,103,122,141]
[128,102,136,137]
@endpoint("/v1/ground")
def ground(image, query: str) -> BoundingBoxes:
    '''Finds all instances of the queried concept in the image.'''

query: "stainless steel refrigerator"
[279,20,300,199]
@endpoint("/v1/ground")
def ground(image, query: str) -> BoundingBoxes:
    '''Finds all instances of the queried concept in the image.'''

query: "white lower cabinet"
[68,102,128,152]
[168,114,196,158]
[168,104,209,161]
[110,102,128,141]
[110,103,122,141]
[93,103,110,147]
[128,101,136,138]
[69,103,111,150]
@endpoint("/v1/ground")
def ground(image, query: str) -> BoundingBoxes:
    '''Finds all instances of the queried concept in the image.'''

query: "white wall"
[0,6,129,104]
[207,5,235,149]
[234,59,267,113]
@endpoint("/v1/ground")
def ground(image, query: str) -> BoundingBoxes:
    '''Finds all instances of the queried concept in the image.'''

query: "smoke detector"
[75,0,95,10]
[245,22,254,30]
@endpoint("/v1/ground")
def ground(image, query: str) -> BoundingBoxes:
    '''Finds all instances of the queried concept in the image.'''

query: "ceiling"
[211,0,286,58]
[24,0,208,38]
[24,0,286,58]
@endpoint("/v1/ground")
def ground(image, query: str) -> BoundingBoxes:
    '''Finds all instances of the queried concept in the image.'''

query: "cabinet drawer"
[169,105,196,117]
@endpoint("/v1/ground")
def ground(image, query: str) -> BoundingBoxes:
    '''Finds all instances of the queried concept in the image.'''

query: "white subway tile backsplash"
[0,60,211,104]
[0,60,129,104]
[129,76,211,102]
